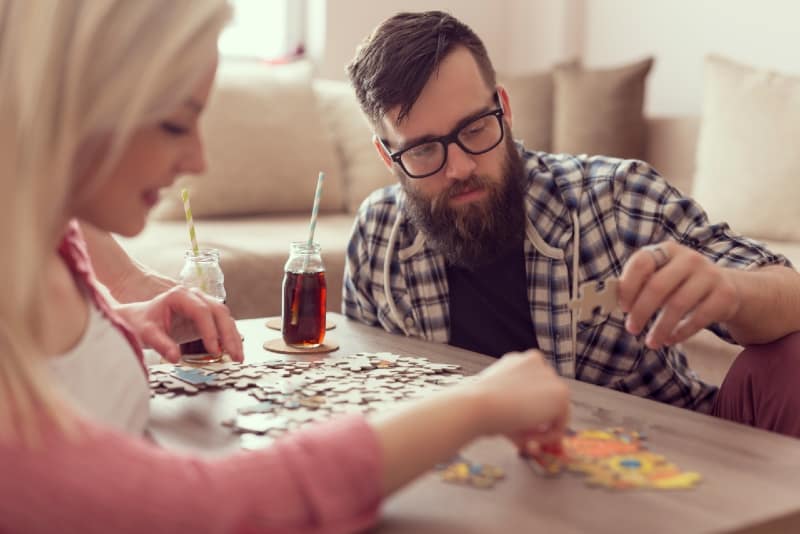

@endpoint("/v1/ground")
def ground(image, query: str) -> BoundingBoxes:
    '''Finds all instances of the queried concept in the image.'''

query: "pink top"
[0,415,382,533]
[0,221,383,533]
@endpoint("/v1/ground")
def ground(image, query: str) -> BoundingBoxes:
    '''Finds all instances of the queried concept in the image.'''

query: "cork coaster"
[263,338,339,354]
[265,316,336,331]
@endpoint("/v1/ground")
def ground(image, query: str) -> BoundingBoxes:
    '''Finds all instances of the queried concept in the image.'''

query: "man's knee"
[715,331,800,437]
[727,331,800,384]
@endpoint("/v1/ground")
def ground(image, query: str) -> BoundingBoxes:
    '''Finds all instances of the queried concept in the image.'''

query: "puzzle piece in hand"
[526,427,701,490]
[568,278,620,322]
[437,455,505,489]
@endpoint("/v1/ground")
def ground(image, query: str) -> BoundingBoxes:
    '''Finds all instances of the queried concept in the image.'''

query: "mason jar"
[178,248,226,363]
[281,241,327,348]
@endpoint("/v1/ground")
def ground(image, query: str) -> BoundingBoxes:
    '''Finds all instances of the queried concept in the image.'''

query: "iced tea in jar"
[282,241,326,347]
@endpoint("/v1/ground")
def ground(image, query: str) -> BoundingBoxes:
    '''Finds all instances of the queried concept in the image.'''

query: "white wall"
[582,0,800,116]
[308,0,800,116]
[308,0,512,80]
[307,0,588,78]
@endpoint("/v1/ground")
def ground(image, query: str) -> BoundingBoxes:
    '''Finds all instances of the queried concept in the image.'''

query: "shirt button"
[404,317,415,328]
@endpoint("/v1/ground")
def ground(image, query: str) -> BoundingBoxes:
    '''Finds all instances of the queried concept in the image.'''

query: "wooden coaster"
[265,316,336,331]
[263,337,339,354]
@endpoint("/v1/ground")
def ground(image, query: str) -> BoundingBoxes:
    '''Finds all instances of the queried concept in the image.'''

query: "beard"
[400,135,527,269]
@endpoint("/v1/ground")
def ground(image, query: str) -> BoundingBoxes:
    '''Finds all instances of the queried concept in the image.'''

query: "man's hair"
[346,11,496,127]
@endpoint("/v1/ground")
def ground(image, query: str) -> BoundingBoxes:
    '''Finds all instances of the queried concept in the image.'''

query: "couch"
[118,58,800,388]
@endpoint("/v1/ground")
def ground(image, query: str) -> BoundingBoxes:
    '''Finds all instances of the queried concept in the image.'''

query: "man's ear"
[496,84,513,130]
[372,135,394,170]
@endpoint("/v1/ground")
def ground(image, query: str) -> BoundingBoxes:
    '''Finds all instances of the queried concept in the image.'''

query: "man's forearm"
[726,265,800,345]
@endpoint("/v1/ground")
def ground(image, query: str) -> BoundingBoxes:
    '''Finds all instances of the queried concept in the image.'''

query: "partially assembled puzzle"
[525,427,701,490]
[149,352,465,448]
[149,354,701,492]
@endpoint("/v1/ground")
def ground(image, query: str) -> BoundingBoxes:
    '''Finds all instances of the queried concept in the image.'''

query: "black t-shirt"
[446,242,538,358]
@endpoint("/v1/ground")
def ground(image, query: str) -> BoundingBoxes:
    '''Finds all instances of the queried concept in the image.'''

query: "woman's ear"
[496,84,513,131]
[372,135,394,170]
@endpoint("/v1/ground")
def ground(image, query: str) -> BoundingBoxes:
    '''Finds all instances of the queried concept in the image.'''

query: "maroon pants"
[712,332,800,438]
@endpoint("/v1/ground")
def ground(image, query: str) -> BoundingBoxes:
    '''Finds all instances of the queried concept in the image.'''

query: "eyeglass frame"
[375,92,506,179]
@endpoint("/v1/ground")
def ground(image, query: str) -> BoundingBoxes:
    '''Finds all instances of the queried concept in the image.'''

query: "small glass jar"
[178,248,226,302]
[282,241,327,348]
[178,248,226,363]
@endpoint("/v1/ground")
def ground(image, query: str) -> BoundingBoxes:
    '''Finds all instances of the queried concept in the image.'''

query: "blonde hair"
[0,0,230,441]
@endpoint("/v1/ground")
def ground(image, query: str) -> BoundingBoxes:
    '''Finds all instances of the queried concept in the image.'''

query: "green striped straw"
[180,187,207,292]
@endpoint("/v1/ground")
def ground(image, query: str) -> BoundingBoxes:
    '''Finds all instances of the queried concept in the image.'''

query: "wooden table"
[149,314,800,534]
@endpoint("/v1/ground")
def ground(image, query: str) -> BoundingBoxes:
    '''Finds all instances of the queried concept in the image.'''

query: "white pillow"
[312,80,394,212]
[693,55,800,241]
[152,60,345,220]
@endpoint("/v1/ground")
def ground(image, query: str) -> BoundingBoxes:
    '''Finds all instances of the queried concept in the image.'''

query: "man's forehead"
[377,47,494,145]
[378,89,495,147]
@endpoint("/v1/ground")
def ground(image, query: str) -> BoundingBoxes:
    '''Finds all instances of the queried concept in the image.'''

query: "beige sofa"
[118,59,800,387]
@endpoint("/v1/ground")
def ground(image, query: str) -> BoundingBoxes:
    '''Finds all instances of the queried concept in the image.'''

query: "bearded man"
[343,10,800,437]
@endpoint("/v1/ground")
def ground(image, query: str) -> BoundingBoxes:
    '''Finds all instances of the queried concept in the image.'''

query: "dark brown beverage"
[179,339,223,364]
[282,271,327,347]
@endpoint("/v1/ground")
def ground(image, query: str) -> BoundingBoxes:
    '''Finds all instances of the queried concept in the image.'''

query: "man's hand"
[618,240,741,349]
[115,286,244,363]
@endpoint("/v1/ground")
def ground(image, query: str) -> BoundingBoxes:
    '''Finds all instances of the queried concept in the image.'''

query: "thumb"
[139,323,181,363]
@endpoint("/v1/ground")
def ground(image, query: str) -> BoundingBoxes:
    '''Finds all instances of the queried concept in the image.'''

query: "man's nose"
[443,142,476,181]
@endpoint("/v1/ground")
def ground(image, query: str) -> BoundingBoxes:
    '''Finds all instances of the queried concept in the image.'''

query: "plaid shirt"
[343,146,790,413]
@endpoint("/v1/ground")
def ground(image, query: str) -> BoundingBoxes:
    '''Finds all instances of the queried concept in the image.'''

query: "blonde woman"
[0,1,570,532]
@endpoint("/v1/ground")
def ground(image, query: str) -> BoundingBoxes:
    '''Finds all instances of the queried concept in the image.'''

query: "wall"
[308,0,800,116]
[582,0,800,116]
[307,0,585,79]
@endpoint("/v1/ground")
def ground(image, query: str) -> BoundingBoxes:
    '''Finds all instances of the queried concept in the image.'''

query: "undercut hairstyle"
[346,11,496,127]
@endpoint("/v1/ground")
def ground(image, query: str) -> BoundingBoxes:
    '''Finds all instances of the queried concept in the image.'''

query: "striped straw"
[180,187,207,292]
[290,172,325,326]
[307,171,325,247]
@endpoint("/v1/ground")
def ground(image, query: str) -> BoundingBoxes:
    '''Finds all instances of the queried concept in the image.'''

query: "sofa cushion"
[692,55,800,241]
[553,57,653,159]
[152,60,346,220]
[312,80,394,213]
[498,70,553,152]
[117,214,356,319]
[644,117,699,195]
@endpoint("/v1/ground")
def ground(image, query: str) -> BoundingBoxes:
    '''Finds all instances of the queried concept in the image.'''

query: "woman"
[0,1,570,532]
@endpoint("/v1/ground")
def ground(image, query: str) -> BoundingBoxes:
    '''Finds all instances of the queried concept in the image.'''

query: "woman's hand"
[469,350,570,454]
[115,286,244,363]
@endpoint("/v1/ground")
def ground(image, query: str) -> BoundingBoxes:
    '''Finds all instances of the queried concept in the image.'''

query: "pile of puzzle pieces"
[526,427,702,490]
[149,352,465,450]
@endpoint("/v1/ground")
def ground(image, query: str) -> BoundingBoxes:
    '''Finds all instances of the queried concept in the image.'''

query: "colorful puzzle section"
[527,428,701,490]
[436,455,506,489]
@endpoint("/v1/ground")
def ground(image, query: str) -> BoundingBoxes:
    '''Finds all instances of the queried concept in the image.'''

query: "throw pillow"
[152,60,345,220]
[498,70,553,152]
[692,55,800,241]
[312,80,394,213]
[552,57,653,159]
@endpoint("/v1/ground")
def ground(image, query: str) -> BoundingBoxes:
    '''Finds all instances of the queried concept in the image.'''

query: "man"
[343,11,800,436]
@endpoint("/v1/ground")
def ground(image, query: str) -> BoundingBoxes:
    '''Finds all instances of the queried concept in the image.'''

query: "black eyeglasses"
[378,95,505,179]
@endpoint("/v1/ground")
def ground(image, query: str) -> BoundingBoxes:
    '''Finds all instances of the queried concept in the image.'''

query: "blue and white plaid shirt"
[343,146,790,412]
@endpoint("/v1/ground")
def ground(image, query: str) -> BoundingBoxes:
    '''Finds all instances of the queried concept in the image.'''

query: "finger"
[668,287,733,344]
[167,289,222,355]
[625,256,690,336]
[618,247,662,313]
[644,272,712,349]
[138,323,181,363]
[207,301,244,362]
